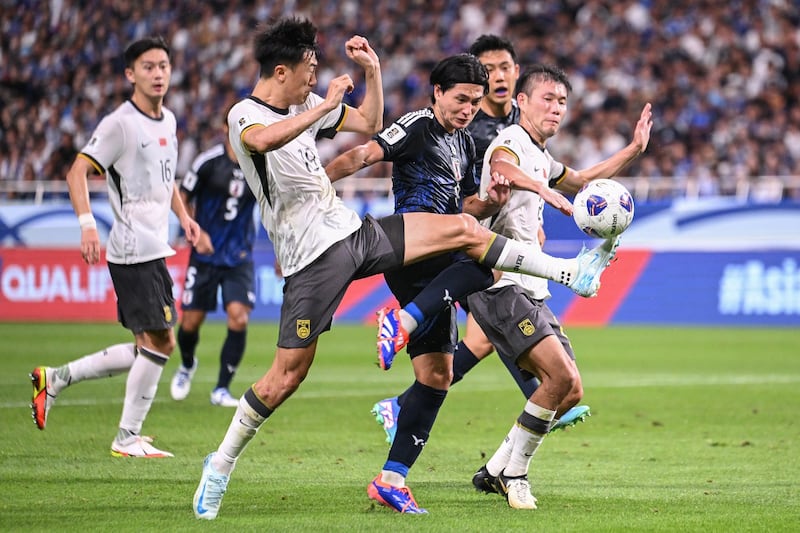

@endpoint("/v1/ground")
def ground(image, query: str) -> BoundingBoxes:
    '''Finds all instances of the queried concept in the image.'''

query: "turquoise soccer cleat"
[550,405,591,433]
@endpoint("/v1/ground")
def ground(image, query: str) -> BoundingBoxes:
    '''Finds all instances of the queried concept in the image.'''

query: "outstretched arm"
[558,102,653,194]
[489,149,573,216]
[463,171,510,219]
[325,139,385,182]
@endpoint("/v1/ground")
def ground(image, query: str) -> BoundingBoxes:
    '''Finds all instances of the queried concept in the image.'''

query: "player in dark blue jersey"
[326,53,510,513]
[368,36,592,446]
[380,106,481,215]
[170,116,257,407]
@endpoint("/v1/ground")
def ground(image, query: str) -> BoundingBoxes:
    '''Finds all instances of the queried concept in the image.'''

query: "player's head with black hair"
[429,53,488,104]
[254,17,321,78]
[468,34,517,63]
[123,37,170,68]
[515,64,572,98]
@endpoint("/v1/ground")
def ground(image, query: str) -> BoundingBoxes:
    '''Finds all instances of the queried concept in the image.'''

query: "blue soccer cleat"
[569,236,620,297]
[376,307,408,371]
[193,453,230,520]
[367,475,427,514]
[371,397,401,444]
[550,405,591,433]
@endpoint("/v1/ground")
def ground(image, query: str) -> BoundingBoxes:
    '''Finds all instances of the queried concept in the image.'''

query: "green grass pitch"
[1,322,798,532]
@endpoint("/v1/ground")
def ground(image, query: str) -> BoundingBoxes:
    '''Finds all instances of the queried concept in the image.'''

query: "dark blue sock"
[397,341,483,408]
[397,387,411,407]
[386,380,447,472]
[177,327,198,369]
[217,328,246,389]
[451,341,480,385]
[407,260,493,324]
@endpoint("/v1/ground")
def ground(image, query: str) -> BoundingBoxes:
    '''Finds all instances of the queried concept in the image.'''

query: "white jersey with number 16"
[79,100,178,265]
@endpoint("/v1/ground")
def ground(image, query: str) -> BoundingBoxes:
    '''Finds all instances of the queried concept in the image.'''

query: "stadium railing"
[1,175,799,205]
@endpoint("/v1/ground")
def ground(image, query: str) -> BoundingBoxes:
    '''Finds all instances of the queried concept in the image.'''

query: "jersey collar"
[247,95,289,115]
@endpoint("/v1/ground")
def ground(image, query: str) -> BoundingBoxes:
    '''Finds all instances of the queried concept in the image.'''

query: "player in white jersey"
[29,37,201,458]
[468,64,652,509]
[193,17,623,520]
[230,92,362,277]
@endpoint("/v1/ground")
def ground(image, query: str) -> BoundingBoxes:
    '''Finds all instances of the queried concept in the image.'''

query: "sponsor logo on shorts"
[164,306,173,323]
[296,319,310,339]
[518,318,534,336]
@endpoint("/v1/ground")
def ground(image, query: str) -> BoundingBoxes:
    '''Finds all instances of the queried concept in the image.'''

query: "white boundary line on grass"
[3,373,799,409]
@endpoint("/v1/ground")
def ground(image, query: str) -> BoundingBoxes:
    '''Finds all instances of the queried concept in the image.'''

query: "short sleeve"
[80,114,125,173]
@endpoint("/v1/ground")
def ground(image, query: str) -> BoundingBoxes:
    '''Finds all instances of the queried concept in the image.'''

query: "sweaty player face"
[518,79,568,144]
[433,83,485,132]
[478,49,519,111]
[127,48,171,101]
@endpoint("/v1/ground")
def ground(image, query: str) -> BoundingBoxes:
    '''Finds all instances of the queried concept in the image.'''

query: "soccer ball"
[572,179,634,239]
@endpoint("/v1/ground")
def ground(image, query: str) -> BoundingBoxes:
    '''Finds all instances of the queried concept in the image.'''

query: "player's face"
[518,80,568,143]
[433,83,485,132]
[478,50,519,109]
[127,48,171,100]
[285,52,318,105]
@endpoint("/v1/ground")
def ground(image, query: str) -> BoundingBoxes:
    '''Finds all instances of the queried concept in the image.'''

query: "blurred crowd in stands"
[1,0,799,201]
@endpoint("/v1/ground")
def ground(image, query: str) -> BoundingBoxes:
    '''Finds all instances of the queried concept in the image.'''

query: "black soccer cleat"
[472,464,499,494]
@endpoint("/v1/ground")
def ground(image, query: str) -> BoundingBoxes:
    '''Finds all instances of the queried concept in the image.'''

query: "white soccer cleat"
[569,236,620,297]
[170,359,197,401]
[194,453,230,520]
[498,473,538,510]
[111,435,174,458]
[210,388,239,407]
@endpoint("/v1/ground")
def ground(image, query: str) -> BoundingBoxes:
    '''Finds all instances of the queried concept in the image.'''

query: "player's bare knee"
[436,367,454,389]
[418,367,452,390]
[143,329,175,355]
[456,213,486,246]
[439,213,483,249]
[227,314,249,332]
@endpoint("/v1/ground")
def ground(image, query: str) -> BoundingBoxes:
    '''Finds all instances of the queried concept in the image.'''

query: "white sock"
[214,393,267,475]
[57,343,137,392]
[398,309,418,334]
[485,428,515,477]
[504,402,556,477]
[491,238,578,288]
[380,470,405,487]
[117,347,167,436]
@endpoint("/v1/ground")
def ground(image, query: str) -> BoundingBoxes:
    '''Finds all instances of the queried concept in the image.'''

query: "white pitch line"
[2,373,799,409]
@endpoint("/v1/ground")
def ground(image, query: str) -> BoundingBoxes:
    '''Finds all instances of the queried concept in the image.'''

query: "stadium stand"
[1,1,799,202]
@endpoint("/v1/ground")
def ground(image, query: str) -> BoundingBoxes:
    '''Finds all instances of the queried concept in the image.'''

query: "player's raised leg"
[401,212,619,296]
[376,213,619,369]
[29,343,137,430]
